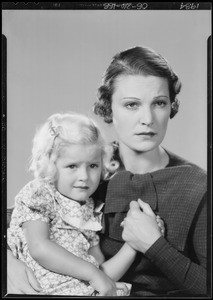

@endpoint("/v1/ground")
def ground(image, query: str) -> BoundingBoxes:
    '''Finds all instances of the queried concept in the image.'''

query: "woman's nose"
[139,106,154,126]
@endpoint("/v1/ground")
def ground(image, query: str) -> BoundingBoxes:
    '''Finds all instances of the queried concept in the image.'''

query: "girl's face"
[55,144,102,202]
[111,74,171,153]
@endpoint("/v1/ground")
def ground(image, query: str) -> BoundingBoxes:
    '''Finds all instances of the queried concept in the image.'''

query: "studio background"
[2,9,211,207]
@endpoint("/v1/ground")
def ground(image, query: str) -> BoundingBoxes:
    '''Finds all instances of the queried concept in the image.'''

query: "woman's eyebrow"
[122,96,169,101]
[122,97,141,100]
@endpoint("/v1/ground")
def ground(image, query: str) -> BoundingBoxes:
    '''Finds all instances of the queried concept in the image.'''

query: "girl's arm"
[23,220,99,281]
[89,203,164,282]
[89,243,136,281]
[88,244,105,265]
[100,243,136,281]
[22,219,120,296]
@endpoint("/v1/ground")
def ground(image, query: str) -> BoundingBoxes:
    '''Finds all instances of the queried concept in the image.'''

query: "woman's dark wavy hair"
[93,46,182,123]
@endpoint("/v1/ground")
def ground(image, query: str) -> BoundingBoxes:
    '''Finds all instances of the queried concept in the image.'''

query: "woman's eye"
[155,101,167,107]
[125,102,139,109]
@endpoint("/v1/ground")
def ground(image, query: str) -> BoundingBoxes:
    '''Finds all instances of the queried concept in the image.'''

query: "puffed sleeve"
[13,180,55,226]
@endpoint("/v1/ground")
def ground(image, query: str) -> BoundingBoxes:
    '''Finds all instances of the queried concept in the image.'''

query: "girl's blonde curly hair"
[29,112,115,182]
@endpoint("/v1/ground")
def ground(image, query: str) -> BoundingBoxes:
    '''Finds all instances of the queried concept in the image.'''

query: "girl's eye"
[90,164,99,169]
[68,164,77,169]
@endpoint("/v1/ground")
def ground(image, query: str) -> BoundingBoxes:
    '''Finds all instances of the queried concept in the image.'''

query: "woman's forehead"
[113,74,169,93]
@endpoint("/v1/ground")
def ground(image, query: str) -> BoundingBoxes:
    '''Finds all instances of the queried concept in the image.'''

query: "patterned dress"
[7,179,103,295]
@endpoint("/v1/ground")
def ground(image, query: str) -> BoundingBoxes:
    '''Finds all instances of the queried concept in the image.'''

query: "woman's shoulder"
[164,150,207,197]
[166,149,207,176]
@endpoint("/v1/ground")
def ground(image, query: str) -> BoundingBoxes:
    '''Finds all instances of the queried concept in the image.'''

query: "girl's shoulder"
[15,179,55,208]
[18,178,54,195]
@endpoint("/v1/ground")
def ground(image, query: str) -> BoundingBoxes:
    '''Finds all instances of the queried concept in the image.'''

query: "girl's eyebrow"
[153,96,169,100]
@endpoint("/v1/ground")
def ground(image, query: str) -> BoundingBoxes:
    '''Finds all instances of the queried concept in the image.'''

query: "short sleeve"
[13,180,55,226]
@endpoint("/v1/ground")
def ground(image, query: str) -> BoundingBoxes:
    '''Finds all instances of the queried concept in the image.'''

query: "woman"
[7,46,207,296]
[92,46,207,296]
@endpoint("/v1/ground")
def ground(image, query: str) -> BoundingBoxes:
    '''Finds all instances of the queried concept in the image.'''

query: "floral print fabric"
[7,179,102,295]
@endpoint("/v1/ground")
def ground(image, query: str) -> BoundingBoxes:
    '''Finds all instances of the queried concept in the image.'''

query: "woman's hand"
[122,199,162,253]
[7,250,42,294]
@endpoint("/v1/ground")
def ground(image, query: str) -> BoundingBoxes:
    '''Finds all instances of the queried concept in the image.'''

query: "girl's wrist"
[88,268,103,287]
[86,264,101,282]
[124,242,137,255]
[143,234,161,254]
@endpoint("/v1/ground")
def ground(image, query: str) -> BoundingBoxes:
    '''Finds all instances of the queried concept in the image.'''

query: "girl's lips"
[74,186,89,190]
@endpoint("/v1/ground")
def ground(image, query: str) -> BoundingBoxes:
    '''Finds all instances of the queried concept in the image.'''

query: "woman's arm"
[7,207,42,294]
[23,220,118,296]
[7,250,42,294]
[145,195,207,295]
[122,198,207,295]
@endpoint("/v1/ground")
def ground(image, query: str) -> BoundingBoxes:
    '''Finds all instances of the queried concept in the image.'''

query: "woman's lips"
[136,132,156,136]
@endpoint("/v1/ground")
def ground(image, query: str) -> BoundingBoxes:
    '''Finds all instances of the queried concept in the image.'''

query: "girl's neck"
[118,143,169,174]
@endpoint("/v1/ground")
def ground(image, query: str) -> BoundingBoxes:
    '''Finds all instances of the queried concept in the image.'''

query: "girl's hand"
[122,199,162,253]
[89,269,118,296]
[156,214,165,236]
[7,250,42,294]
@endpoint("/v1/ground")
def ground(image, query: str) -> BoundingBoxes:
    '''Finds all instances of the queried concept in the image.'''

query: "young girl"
[7,112,129,296]
[7,112,164,296]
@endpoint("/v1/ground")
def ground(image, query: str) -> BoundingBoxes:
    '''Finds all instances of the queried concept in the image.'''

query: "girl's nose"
[78,167,88,181]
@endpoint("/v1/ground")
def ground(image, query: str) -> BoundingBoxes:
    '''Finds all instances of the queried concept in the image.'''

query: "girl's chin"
[59,192,88,202]
[66,196,88,204]
[70,193,90,202]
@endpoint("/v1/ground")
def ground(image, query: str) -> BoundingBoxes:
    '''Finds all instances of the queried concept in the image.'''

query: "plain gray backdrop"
[2,9,211,207]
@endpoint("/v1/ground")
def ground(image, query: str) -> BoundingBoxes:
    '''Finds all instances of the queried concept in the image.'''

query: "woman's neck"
[118,143,169,174]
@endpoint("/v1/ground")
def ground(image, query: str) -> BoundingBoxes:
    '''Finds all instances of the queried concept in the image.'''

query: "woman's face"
[111,74,171,153]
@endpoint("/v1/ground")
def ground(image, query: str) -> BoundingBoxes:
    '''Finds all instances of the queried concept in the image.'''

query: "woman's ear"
[170,99,180,119]
[104,111,113,124]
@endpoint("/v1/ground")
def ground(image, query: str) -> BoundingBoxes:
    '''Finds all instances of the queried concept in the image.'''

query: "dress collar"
[52,187,103,231]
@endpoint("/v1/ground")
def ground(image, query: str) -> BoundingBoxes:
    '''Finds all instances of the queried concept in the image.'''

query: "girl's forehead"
[60,143,102,159]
